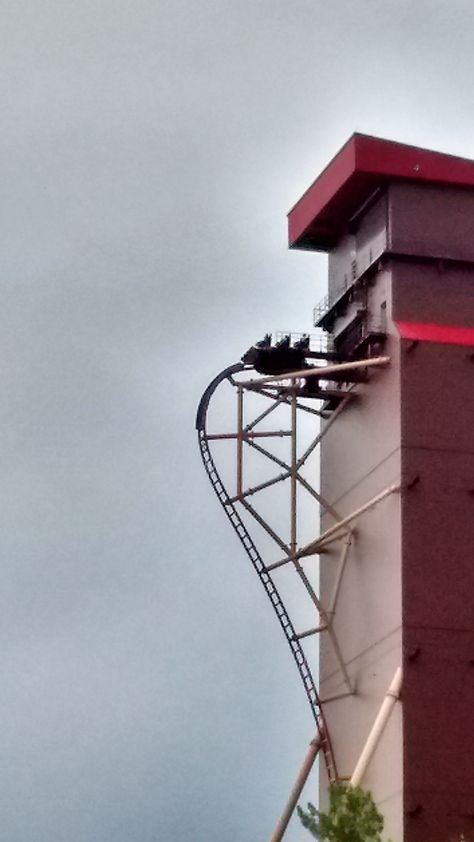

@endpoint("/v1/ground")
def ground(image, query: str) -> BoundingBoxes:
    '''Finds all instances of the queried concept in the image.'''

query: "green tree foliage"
[297,782,389,842]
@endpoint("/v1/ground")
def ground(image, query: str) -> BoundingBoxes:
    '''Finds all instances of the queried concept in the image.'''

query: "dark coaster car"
[242,334,309,375]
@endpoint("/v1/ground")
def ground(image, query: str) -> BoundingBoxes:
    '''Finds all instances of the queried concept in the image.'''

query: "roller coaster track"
[196,363,337,783]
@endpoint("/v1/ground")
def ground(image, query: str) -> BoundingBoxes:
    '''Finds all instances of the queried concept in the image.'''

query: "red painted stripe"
[395,320,474,346]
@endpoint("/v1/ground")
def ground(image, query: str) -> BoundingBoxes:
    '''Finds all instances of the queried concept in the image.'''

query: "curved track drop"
[196,348,394,791]
[196,360,339,782]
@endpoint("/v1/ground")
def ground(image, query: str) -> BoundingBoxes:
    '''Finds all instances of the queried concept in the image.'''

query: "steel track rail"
[196,363,337,783]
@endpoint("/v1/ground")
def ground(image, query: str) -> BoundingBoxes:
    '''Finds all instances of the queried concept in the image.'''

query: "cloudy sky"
[1,1,474,840]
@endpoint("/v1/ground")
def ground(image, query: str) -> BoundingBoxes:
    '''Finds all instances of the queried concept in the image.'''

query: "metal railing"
[313,276,355,326]
[313,265,364,327]
[274,330,335,353]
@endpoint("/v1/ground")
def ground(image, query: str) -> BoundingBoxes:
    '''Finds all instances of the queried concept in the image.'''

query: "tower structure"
[288,134,474,842]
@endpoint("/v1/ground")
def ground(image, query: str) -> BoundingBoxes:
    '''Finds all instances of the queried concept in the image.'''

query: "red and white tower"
[288,133,474,842]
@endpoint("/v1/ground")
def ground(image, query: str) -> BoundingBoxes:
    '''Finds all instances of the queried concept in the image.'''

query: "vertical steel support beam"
[292,557,354,694]
[237,386,243,498]
[290,391,297,557]
[268,734,322,842]
[297,393,352,469]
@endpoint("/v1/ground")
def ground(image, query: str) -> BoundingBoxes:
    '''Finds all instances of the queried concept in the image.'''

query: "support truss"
[196,355,397,784]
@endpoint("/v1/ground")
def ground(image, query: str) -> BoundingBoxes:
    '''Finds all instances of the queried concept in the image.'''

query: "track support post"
[350,666,402,786]
[268,733,322,842]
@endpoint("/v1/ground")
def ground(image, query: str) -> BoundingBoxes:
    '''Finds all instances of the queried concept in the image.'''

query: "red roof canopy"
[288,134,474,251]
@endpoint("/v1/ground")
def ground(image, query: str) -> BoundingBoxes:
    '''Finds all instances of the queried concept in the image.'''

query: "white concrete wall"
[318,267,403,842]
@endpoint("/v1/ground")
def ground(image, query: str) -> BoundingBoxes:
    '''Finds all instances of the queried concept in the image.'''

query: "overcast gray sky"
[1,1,474,840]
